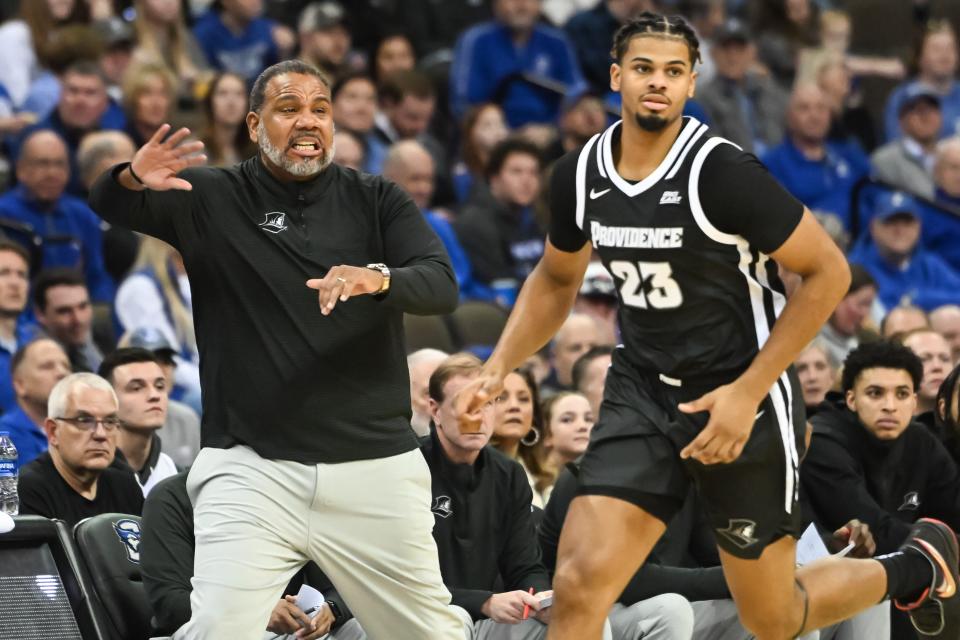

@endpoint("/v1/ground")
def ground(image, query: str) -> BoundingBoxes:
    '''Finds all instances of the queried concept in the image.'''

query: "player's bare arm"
[680,209,850,464]
[456,239,592,432]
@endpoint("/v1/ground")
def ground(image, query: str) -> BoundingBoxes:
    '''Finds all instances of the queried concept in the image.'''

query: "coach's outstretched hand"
[123,124,206,191]
[678,382,763,465]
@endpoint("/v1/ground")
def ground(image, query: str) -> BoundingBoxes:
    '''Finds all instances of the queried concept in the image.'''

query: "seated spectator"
[120,61,177,148]
[192,0,289,84]
[544,93,608,162]
[12,60,126,196]
[934,363,960,462]
[870,83,941,199]
[452,103,510,204]
[931,304,960,364]
[922,136,960,271]
[76,130,139,282]
[18,372,144,526]
[541,313,600,395]
[751,0,820,88]
[573,262,618,346]
[847,191,960,313]
[540,391,594,473]
[813,53,877,153]
[697,17,788,156]
[881,304,929,339]
[901,329,953,423]
[382,140,491,302]
[450,0,587,128]
[0,130,114,301]
[371,31,416,84]
[34,268,103,372]
[99,348,178,495]
[96,17,136,106]
[198,72,256,167]
[816,263,878,366]
[131,0,211,101]
[297,1,353,81]
[571,344,613,418]
[454,138,545,300]
[0,240,35,413]
[331,72,385,174]
[794,338,838,414]
[0,338,69,466]
[762,82,870,231]
[407,348,449,437]
[422,353,556,637]
[332,129,364,172]
[121,326,200,468]
[563,0,648,97]
[489,367,553,508]
[115,236,201,411]
[802,341,960,556]
[883,20,960,142]
[140,471,361,639]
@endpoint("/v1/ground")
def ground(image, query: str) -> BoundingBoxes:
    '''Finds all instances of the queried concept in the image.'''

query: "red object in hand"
[522,587,535,620]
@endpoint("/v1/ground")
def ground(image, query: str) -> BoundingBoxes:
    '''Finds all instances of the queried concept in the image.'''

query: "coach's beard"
[257,121,336,177]
[635,113,670,132]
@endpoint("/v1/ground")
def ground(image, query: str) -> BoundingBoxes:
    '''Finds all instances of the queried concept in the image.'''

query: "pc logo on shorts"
[431,495,453,518]
[113,518,142,564]
[259,212,288,234]
[716,518,759,549]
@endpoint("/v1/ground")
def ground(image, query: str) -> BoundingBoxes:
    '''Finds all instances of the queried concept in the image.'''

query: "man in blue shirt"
[0,338,70,466]
[762,83,871,231]
[193,0,284,84]
[0,240,36,414]
[922,136,960,272]
[0,130,114,302]
[450,0,588,127]
[848,191,960,313]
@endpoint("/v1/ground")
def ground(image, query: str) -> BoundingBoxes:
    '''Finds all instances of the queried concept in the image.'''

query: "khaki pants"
[174,446,463,640]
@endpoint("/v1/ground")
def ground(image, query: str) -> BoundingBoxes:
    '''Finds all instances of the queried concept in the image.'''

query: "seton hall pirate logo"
[259,211,288,234]
[431,495,453,518]
[716,518,759,549]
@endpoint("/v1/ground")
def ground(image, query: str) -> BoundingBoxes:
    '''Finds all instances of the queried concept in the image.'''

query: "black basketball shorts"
[577,351,807,559]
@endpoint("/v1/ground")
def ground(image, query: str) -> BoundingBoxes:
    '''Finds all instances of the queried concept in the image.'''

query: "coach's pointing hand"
[678,382,763,465]
[306,265,384,316]
[121,124,206,191]
[454,372,504,435]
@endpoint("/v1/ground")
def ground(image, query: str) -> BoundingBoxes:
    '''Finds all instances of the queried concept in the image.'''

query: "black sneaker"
[893,518,960,637]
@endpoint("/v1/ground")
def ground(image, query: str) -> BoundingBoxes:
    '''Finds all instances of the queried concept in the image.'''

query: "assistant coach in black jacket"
[803,341,960,555]
[88,60,463,640]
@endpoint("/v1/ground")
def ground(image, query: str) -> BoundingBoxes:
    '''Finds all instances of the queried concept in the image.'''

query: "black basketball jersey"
[549,117,805,384]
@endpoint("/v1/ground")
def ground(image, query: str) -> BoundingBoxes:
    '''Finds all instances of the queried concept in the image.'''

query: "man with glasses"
[18,372,144,526]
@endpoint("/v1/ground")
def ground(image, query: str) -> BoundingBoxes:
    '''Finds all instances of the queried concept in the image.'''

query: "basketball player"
[457,12,959,640]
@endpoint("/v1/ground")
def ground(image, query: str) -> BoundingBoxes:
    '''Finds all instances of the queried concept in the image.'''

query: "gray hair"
[407,348,449,369]
[77,131,135,186]
[801,337,840,370]
[48,373,118,419]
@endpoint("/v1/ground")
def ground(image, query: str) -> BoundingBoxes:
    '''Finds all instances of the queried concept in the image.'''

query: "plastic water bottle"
[0,431,18,516]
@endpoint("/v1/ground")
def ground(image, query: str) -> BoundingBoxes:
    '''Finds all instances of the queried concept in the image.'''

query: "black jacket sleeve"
[378,180,459,314]
[921,437,960,534]
[139,473,194,635]
[802,431,911,554]
[620,564,730,604]
[87,163,197,249]
[497,463,551,595]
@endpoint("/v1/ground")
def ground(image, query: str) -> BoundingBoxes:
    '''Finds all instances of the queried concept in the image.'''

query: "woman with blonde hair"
[121,60,178,147]
[132,0,210,100]
[115,236,201,412]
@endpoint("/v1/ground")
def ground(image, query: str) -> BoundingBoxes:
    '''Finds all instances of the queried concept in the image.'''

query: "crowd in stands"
[2,0,960,638]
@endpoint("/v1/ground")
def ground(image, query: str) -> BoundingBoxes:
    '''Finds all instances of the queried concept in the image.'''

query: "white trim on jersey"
[664,123,709,180]
[600,117,702,197]
[688,136,799,514]
[596,127,608,179]
[575,132,603,231]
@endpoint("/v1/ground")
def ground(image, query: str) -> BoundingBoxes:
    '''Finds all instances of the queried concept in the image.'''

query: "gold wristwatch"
[366,263,391,294]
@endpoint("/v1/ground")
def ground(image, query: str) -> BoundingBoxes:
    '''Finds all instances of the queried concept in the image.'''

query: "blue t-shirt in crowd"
[762,137,871,231]
[0,322,39,415]
[0,406,46,467]
[0,185,115,302]
[423,210,494,303]
[450,20,588,127]
[847,238,960,312]
[883,80,960,142]
[919,190,960,273]
[193,9,279,83]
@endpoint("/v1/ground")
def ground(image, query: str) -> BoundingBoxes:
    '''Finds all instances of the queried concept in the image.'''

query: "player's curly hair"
[610,11,702,67]
[840,340,923,393]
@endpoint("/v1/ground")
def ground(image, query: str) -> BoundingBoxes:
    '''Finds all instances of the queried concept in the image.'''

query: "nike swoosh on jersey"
[589,188,611,199]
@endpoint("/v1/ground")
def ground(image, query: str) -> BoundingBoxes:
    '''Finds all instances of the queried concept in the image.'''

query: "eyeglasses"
[54,415,122,432]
